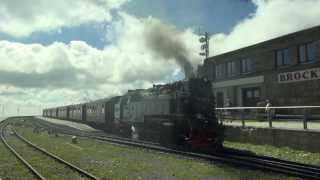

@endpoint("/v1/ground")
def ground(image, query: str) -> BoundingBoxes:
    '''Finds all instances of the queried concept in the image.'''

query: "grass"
[0,122,36,180]
[6,129,85,180]
[11,123,299,180]
[224,141,320,166]
[0,137,35,180]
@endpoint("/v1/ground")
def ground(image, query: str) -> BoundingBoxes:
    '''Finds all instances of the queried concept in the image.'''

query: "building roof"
[206,24,320,61]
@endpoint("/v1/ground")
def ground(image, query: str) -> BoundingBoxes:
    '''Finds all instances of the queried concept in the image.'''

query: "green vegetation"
[6,128,86,180]
[11,124,298,180]
[0,136,34,180]
[224,141,320,166]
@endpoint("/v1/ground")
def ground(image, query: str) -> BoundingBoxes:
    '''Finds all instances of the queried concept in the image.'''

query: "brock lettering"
[278,68,320,83]
[310,70,318,78]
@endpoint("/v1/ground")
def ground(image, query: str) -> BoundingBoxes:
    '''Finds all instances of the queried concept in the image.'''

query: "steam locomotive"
[43,78,224,150]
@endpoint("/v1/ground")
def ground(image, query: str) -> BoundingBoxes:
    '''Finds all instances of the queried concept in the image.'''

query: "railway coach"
[57,106,69,120]
[86,98,109,129]
[44,108,57,118]
[68,103,86,122]
[43,77,224,150]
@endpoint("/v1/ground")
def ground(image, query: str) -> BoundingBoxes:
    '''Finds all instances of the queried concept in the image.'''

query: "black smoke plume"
[144,20,193,78]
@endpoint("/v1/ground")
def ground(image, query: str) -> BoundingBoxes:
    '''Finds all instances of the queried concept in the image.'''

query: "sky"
[0,0,320,116]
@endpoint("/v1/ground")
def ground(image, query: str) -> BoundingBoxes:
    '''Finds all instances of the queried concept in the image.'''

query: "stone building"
[199,25,320,108]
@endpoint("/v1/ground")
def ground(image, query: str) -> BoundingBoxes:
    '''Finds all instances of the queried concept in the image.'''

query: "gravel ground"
[37,116,98,132]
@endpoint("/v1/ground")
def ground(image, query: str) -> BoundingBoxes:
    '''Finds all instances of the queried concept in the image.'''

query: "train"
[43,78,224,151]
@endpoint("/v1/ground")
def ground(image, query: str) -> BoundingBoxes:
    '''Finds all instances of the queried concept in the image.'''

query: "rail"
[215,106,320,130]
[33,118,320,179]
[0,121,45,180]
[0,120,99,180]
[13,128,99,180]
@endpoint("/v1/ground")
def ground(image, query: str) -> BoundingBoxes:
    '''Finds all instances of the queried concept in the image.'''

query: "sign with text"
[278,68,320,83]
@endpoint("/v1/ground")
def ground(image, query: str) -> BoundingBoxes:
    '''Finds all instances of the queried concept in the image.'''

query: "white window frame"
[215,64,224,79]
[240,58,252,74]
[299,42,316,63]
[227,61,236,77]
[276,48,290,66]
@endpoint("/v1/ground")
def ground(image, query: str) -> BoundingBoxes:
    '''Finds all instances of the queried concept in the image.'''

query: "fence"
[215,106,320,130]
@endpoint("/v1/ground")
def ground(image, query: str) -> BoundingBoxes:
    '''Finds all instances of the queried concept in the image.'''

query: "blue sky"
[2,0,319,114]
[0,0,255,49]
[124,0,255,33]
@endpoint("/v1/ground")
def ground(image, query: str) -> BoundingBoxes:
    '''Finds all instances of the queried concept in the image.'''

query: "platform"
[223,120,320,131]
[36,116,99,132]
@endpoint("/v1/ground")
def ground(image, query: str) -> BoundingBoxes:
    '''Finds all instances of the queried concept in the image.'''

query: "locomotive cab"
[144,78,224,151]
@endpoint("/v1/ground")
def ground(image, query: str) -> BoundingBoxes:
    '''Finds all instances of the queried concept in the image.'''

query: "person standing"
[265,99,271,113]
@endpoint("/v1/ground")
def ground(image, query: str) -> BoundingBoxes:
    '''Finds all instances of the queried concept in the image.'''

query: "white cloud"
[0,0,129,37]
[211,0,320,55]
[0,12,198,115]
[1,0,320,116]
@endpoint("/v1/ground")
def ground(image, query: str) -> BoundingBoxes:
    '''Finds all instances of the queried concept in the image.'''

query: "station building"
[199,25,320,108]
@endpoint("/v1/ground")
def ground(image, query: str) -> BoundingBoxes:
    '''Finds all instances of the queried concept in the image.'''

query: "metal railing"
[215,106,320,130]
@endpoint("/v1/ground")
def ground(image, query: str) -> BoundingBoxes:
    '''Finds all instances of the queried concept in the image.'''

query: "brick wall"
[201,25,320,107]
[225,126,320,152]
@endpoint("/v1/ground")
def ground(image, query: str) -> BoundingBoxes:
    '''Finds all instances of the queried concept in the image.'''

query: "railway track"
[33,117,159,146]
[31,118,320,179]
[0,120,99,180]
[70,135,320,179]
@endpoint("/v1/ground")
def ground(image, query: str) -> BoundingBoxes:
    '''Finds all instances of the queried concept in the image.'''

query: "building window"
[254,89,260,98]
[240,59,252,74]
[227,61,236,77]
[215,64,224,79]
[276,48,290,66]
[299,42,316,63]
[242,87,261,107]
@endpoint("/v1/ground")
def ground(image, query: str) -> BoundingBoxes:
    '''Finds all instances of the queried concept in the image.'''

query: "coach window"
[276,48,290,66]
[227,61,236,77]
[299,42,316,63]
[240,58,252,74]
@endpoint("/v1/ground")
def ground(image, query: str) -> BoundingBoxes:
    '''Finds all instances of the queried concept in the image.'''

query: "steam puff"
[143,18,193,78]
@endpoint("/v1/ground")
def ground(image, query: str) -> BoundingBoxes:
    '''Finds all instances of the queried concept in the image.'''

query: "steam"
[143,19,193,79]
